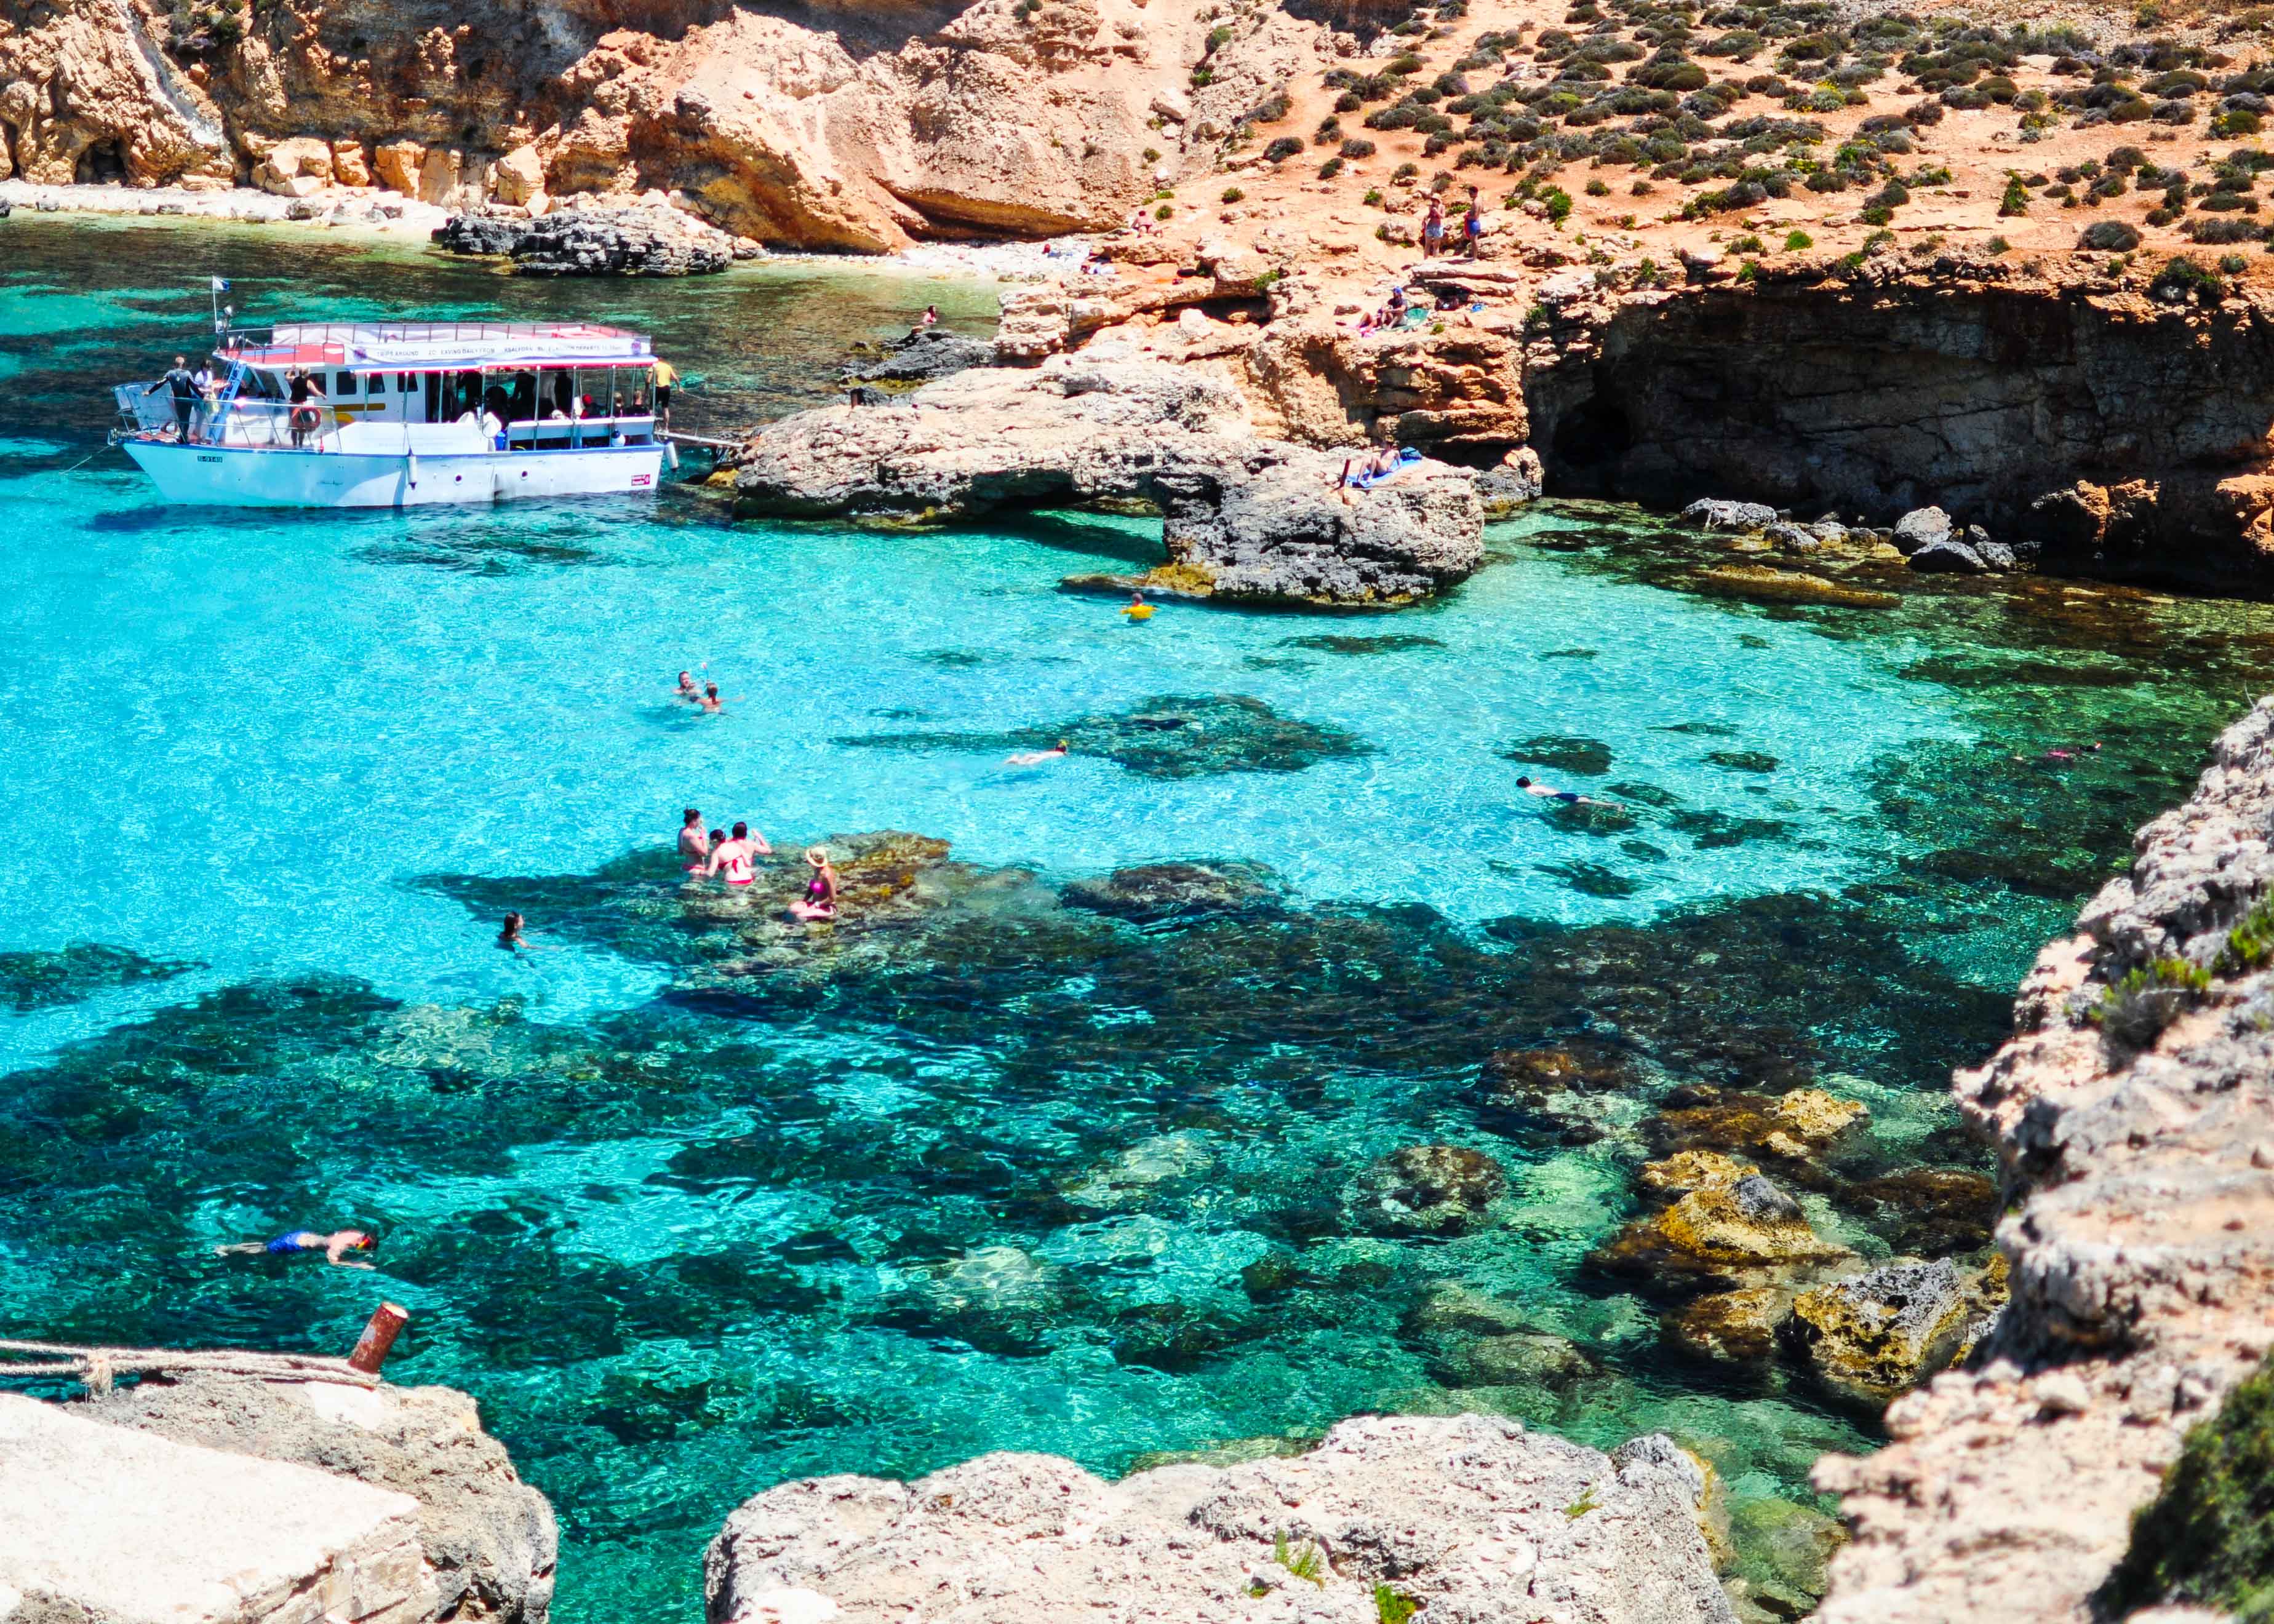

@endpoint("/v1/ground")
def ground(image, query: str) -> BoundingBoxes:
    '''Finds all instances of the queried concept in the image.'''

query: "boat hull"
[120,440,666,508]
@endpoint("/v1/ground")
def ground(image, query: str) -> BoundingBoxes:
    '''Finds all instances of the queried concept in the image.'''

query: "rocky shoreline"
[1814,695,2274,1623]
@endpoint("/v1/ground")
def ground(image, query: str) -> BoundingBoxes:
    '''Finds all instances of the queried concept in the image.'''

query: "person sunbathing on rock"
[789,846,839,921]
[215,1230,377,1269]
[1518,776,1621,810]
[1006,739,1071,766]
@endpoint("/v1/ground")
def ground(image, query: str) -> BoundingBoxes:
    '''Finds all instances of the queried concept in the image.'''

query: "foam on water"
[4,220,2273,1621]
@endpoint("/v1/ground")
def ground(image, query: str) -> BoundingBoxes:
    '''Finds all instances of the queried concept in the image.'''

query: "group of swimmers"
[677,808,839,920]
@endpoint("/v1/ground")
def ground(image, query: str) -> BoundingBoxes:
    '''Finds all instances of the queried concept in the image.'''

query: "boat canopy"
[227,320,655,372]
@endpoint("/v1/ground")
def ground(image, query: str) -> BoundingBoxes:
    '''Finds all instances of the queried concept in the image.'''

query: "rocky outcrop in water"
[86,1374,557,1623]
[731,357,1484,607]
[1528,257,2274,596]
[431,206,744,275]
[704,1414,1736,1624]
[842,327,997,388]
[1813,695,2274,1623]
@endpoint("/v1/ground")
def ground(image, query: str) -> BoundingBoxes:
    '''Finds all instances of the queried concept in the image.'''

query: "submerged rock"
[1790,1258,1973,1410]
[1502,733,1615,776]
[1663,1284,1795,1363]
[0,941,200,1011]
[1345,1144,1507,1235]
[730,359,1485,607]
[704,1414,1736,1624]
[1589,1166,1853,1296]
[842,694,1372,779]
[87,1374,557,1623]
[1058,861,1282,924]
[1644,1086,1869,1172]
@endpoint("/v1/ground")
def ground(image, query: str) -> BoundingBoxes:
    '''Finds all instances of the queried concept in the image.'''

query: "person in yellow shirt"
[653,357,679,432]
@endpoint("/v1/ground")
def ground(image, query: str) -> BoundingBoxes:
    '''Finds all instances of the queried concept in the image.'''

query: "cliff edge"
[1813,695,2274,1624]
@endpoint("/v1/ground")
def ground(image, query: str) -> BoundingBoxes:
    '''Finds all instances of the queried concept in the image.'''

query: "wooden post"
[347,1302,409,1375]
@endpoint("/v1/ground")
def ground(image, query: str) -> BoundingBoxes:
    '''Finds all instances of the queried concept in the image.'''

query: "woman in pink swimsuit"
[704,821,772,886]
[678,808,711,875]
[789,846,838,921]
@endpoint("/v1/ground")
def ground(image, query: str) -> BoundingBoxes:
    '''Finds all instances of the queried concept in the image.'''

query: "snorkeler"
[215,1229,377,1270]
[789,846,839,921]
[1006,739,1071,766]
[1517,776,1621,810]
[706,821,773,886]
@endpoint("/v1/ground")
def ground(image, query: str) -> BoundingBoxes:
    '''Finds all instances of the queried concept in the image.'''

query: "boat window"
[335,371,356,395]
[425,372,441,422]
[397,373,416,393]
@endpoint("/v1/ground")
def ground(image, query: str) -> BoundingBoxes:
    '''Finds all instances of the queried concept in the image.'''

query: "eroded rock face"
[86,1374,557,1624]
[432,206,740,275]
[1528,261,2274,594]
[0,0,1314,248]
[705,1414,1736,1624]
[1790,1259,1974,1411]
[731,357,1485,607]
[1813,695,2274,1624]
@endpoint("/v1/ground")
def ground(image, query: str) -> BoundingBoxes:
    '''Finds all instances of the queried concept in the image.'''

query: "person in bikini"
[679,808,712,874]
[215,1229,377,1269]
[700,682,724,714]
[789,846,839,921]
[705,821,772,886]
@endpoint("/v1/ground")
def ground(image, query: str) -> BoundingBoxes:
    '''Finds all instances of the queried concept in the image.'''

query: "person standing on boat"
[287,367,327,449]
[188,359,217,444]
[653,357,677,432]
[144,357,199,441]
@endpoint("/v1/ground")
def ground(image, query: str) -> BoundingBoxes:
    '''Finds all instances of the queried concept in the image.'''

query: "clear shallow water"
[5,219,2274,1619]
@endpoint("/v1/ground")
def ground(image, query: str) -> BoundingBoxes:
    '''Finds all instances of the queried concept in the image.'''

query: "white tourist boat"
[113,318,671,507]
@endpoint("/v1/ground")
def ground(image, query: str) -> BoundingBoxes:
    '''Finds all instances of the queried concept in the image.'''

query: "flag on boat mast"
[211,277,230,292]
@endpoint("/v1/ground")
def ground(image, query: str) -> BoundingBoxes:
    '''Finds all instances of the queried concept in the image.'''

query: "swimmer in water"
[705,820,773,886]
[789,845,839,921]
[700,682,724,714]
[675,671,701,703]
[679,808,712,875]
[1006,738,1071,766]
[1517,775,1621,809]
[215,1229,378,1270]
[498,911,536,950]
[1122,591,1153,621]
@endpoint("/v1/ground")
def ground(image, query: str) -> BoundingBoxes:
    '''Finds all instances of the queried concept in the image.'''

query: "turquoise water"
[4,218,2274,1618]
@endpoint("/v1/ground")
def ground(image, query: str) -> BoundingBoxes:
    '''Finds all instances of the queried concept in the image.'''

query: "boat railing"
[218,320,644,355]
[116,396,660,454]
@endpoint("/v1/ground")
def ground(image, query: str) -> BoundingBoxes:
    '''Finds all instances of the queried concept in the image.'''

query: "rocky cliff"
[1813,695,2274,1623]
[1526,255,2274,596]
[704,1413,1735,1624]
[0,0,1326,246]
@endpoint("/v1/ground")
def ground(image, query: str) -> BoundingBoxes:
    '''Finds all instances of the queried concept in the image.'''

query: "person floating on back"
[1518,776,1622,810]
[215,1229,378,1269]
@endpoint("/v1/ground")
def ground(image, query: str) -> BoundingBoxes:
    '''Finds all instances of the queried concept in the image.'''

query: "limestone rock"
[86,1374,557,1623]
[1344,1143,1507,1235]
[1680,498,1777,532]
[1664,1285,1794,1363]
[330,140,372,188]
[0,1391,431,1624]
[253,135,332,195]
[1590,1172,1853,1294]
[844,327,997,387]
[1814,695,2274,1624]
[731,358,1484,607]
[705,1414,1737,1624]
[374,140,426,197]
[1791,1259,1973,1410]
[1909,538,1989,574]
[1891,507,1954,554]
[490,145,545,207]
[432,207,734,276]
[1058,860,1282,925]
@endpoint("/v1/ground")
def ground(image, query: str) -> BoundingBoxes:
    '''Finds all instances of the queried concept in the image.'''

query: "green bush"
[2222,894,2274,973]
[1341,137,1376,159]
[1317,157,1344,179]
[1263,137,1304,163]
[1586,177,1609,196]
[2099,1347,2274,1618]
[1374,1585,1421,1624]
[2000,175,2030,215]
[2088,956,2211,1048]
[2080,218,2142,251]
[1784,228,1813,249]
[1220,186,1244,204]
[1987,235,2011,254]
[1542,186,1573,223]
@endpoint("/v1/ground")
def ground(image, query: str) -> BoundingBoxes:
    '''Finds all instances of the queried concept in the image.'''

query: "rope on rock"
[0,1339,378,1395]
